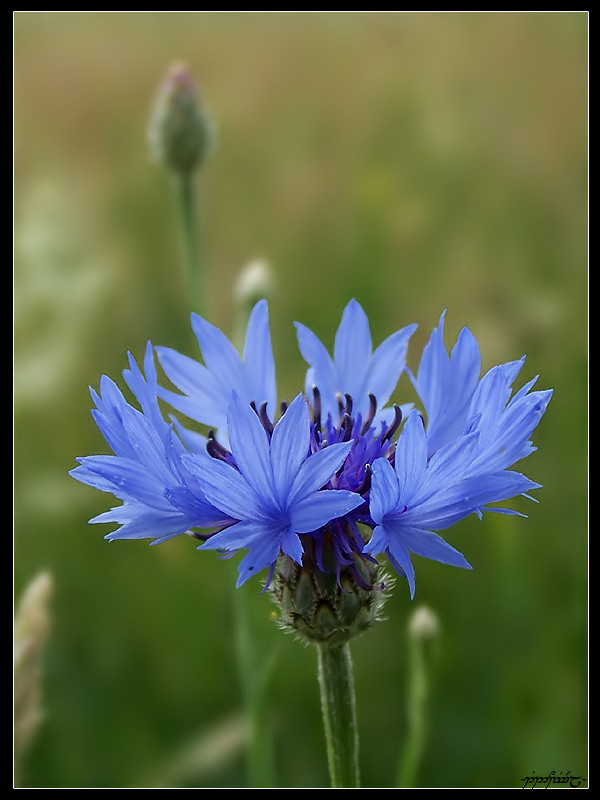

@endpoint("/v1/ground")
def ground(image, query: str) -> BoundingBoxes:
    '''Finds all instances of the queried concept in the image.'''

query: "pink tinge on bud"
[163,62,199,104]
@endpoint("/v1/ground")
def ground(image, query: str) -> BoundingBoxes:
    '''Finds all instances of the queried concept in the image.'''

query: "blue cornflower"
[365,410,540,598]
[72,300,551,605]
[364,314,553,597]
[70,342,232,544]
[184,392,364,587]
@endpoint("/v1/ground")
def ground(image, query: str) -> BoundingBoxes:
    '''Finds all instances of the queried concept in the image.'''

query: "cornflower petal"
[280,528,304,564]
[296,298,417,424]
[154,349,222,425]
[400,477,523,530]
[415,432,480,504]
[363,324,418,412]
[390,526,471,571]
[184,454,268,521]
[287,440,354,505]
[393,410,428,502]
[363,523,389,557]
[294,322,338,407]
[170,417,210,455]
[73,455,170,509]
[242,299,277,421]
[71,347,230,541]
[201,520,277,552]
[236,537,284,587]
[468,379,553,473]
[269,394,311,504]
[333,298,373,398]
[402,528,472,569]
[386,539,417,599]
[365,520,470,598]
[227,392,277,508]
[123,342,163,430]
[71,460,126,498]
[369,458,400,524]
[411,312,481,456]
[96,506,193,541]
[156,299,276,438]
[290,489,364,534]
[89,377,134,459]
[191,312,245,396]
[202,522,302,587]
[469,361,522,427]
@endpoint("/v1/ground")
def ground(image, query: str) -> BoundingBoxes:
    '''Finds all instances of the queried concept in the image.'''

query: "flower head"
[72,301,552,610]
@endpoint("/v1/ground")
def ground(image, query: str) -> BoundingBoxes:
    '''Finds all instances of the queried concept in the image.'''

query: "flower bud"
[148,62,214,174]
[269,531,391,648]
[232,258,274,351]
[234,258,273,309]
[408,605,439,641]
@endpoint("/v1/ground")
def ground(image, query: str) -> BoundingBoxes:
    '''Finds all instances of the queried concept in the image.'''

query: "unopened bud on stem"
[233,258,274,351]
[148,62,214,174]
[409,605,439,641]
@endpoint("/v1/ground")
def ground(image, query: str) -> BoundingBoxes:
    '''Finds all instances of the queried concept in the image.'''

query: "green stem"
[396,607,438,788]
[173,171,203,314]
[317,642,360,788]
[397,635,428,787]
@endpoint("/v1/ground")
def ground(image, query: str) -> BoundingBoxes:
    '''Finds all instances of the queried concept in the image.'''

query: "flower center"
[309,389,401,495]
[204,390,404,591]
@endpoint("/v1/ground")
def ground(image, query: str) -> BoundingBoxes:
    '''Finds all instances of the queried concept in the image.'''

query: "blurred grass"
[14,11,587,788]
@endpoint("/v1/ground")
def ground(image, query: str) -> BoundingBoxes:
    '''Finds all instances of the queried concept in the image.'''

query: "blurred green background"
[14,11,587,789]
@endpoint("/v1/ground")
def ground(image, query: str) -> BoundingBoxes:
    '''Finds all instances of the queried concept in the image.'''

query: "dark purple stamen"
[335,393,345,427]
[344,393,353,418]
[312,385,322,432]
[381,404,403,445]
[361,393,378,435]
[190,519,236,541]
[340,413,353,442]
[206,430,230,462]
[259,401,274,436]
[188,530,212,541]
[355,463,372,495]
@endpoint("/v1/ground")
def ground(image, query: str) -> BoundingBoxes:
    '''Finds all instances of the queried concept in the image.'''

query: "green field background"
[14,12,587,788]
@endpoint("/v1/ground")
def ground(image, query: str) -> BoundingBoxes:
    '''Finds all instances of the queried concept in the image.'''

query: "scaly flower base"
[269,537,390,647]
